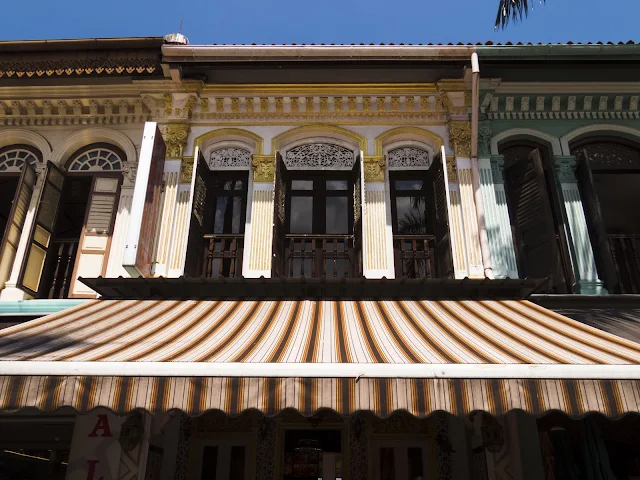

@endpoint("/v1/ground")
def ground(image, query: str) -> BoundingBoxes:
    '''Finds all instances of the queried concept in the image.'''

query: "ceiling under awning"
[1,299,640,418]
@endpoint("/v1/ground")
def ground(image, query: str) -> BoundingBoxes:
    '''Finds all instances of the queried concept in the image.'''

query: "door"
[271,152,288,277]
[0,161,36,289]
[427,152,454,278]
[184,152,210,277]
[68,175,121,297]
[18,161,65,297]
[352,153,364,276]
[576,149,619,293]
[504,149,569,292]
[198,441,251,480]
[374,440,431,480]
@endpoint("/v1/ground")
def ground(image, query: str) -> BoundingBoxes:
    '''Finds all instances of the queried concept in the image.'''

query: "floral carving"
[284,143,355,170]
[163,123,190,158]
[478,121,492,156]
[363,156,385,182]
[387,147,430,169]
[555,156,577,183]
[449,121,471,158]
[180,160,193,184]
[490,156,505,184]
[252,154,276,182]
[446,156,458,183]
[122,164,138,187]
[209,148,252,169]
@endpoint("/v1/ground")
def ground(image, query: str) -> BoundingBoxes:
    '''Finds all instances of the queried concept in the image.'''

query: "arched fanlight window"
[0,147,39,172]
[67,145,123,172]
[387,147,430,168]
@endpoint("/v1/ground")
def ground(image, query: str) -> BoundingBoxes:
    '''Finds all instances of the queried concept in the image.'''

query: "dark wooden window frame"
[204,170,250,236]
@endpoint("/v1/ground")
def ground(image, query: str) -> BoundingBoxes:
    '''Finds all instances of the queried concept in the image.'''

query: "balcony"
[283,234,358,278]
[202,234,244,278]
[393,234,437,279]
[45,239,78,299]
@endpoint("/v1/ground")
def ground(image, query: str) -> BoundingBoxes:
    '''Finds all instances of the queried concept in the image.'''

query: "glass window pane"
[408,447,424,480]
[379,448,395,480]
[394,196,427,234]
[290,197,313,233]
[326,196,349,234]
[291,180,313,190]
[200,446,218,480]
[395,179,423,190]
[214,197,244,234]
[229,446,246,480]
[326,180,348,190]
[37,186,61,231]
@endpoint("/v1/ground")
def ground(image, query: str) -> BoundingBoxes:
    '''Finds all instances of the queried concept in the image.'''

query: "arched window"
[67,145,123,172]
[0,146,39,172]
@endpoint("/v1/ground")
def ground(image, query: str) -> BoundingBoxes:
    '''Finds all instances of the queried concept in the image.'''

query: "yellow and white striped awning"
[1,299,640,418]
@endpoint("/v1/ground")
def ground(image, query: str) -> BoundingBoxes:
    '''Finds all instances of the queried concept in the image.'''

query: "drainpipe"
[470,52,493,279]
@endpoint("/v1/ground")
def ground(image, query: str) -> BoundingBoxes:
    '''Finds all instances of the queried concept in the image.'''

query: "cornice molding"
[493,81,640,95]
[202,83,438,95]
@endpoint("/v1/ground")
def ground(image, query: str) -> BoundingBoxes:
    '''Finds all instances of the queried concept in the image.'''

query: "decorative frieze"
[448,121,471,158]
[251,155,276,182]
[363,156,386,182]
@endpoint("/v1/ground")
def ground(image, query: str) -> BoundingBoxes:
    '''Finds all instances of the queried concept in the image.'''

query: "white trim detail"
[51,127,138,166]
[0,129,51,159]
[560,124,640,155]
[1,361,640,379]
[490,128,562,156]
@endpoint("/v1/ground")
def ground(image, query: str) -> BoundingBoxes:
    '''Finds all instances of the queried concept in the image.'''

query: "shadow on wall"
[486,225,517,279]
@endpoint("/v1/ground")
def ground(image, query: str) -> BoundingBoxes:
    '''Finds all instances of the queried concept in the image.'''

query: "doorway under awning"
[1,291,640,419]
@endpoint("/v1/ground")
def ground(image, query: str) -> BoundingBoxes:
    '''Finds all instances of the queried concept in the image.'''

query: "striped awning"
[1,299,640,418]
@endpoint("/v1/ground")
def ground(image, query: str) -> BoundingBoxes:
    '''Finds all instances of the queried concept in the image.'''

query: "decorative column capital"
[478,121,492,156]
[555,155,577,183]
[363,155,386,182]
[159,122,190,158]
[122,164,138,187]
[448,121,471,158]
[490,155,505,184]
[251,154,276,183]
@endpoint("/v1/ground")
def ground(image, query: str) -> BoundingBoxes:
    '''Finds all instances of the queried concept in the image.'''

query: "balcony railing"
[202,234,244,278]
[47,239,78,299]
[393,235,437,279]
[284,234,357,278]
[608,234,640,293]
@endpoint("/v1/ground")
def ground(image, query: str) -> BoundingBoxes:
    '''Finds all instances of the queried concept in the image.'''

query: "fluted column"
[555,155,606,294]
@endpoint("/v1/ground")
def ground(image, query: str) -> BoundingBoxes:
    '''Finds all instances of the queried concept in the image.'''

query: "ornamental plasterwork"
[122,164,138,187]
[208,147,252,169]
[252,155,276,183]
[448,121,472,158]
[363,156,386,182]
[478,122,492,156]
[490,155,505,184]
[284,143,355,170]
[387,147,430,169]
[484,94,640,120]
[160,123,190,158]
[0,97,149,126]
[446,156,458,183]
[555,156,578,183]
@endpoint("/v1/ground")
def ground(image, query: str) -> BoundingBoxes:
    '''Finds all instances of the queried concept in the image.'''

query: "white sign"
[65,409,124,480]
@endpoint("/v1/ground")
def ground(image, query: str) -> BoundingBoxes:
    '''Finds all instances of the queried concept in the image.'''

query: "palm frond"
[495,0,545,30]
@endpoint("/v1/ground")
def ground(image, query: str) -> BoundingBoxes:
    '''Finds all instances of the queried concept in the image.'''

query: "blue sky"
[2,0,638,45]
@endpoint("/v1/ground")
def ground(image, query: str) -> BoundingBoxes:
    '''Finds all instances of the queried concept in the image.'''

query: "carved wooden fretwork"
[208,147,252,169]
[387,147,430,169]
[0,148,38,172]
[284,143,355,170]
[68,147,123,171]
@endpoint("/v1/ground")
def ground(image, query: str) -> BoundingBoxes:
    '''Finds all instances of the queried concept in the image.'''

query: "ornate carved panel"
[387,147,430,169]
[208,147,252,169]
[284,143,355,170]
[574,142,640,170]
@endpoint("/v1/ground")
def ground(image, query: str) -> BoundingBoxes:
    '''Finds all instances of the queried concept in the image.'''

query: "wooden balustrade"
[392,234,437,279]
[284,234,356,278]
[47,239,78,299]
[202,234,244,278]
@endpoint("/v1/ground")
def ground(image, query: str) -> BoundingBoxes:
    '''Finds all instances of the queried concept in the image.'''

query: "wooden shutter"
[576,149,619,292]
[427,151,454,278]
[184,152,209,277]
[0,161,37,289]
[271,152,287,277]
[68,176,121,297]
[351,153,364,276]
[504,149,566,291]
[18,161,65,297]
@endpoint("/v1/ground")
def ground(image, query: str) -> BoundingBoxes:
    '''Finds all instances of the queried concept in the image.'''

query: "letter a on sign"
[88,414,113,438]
